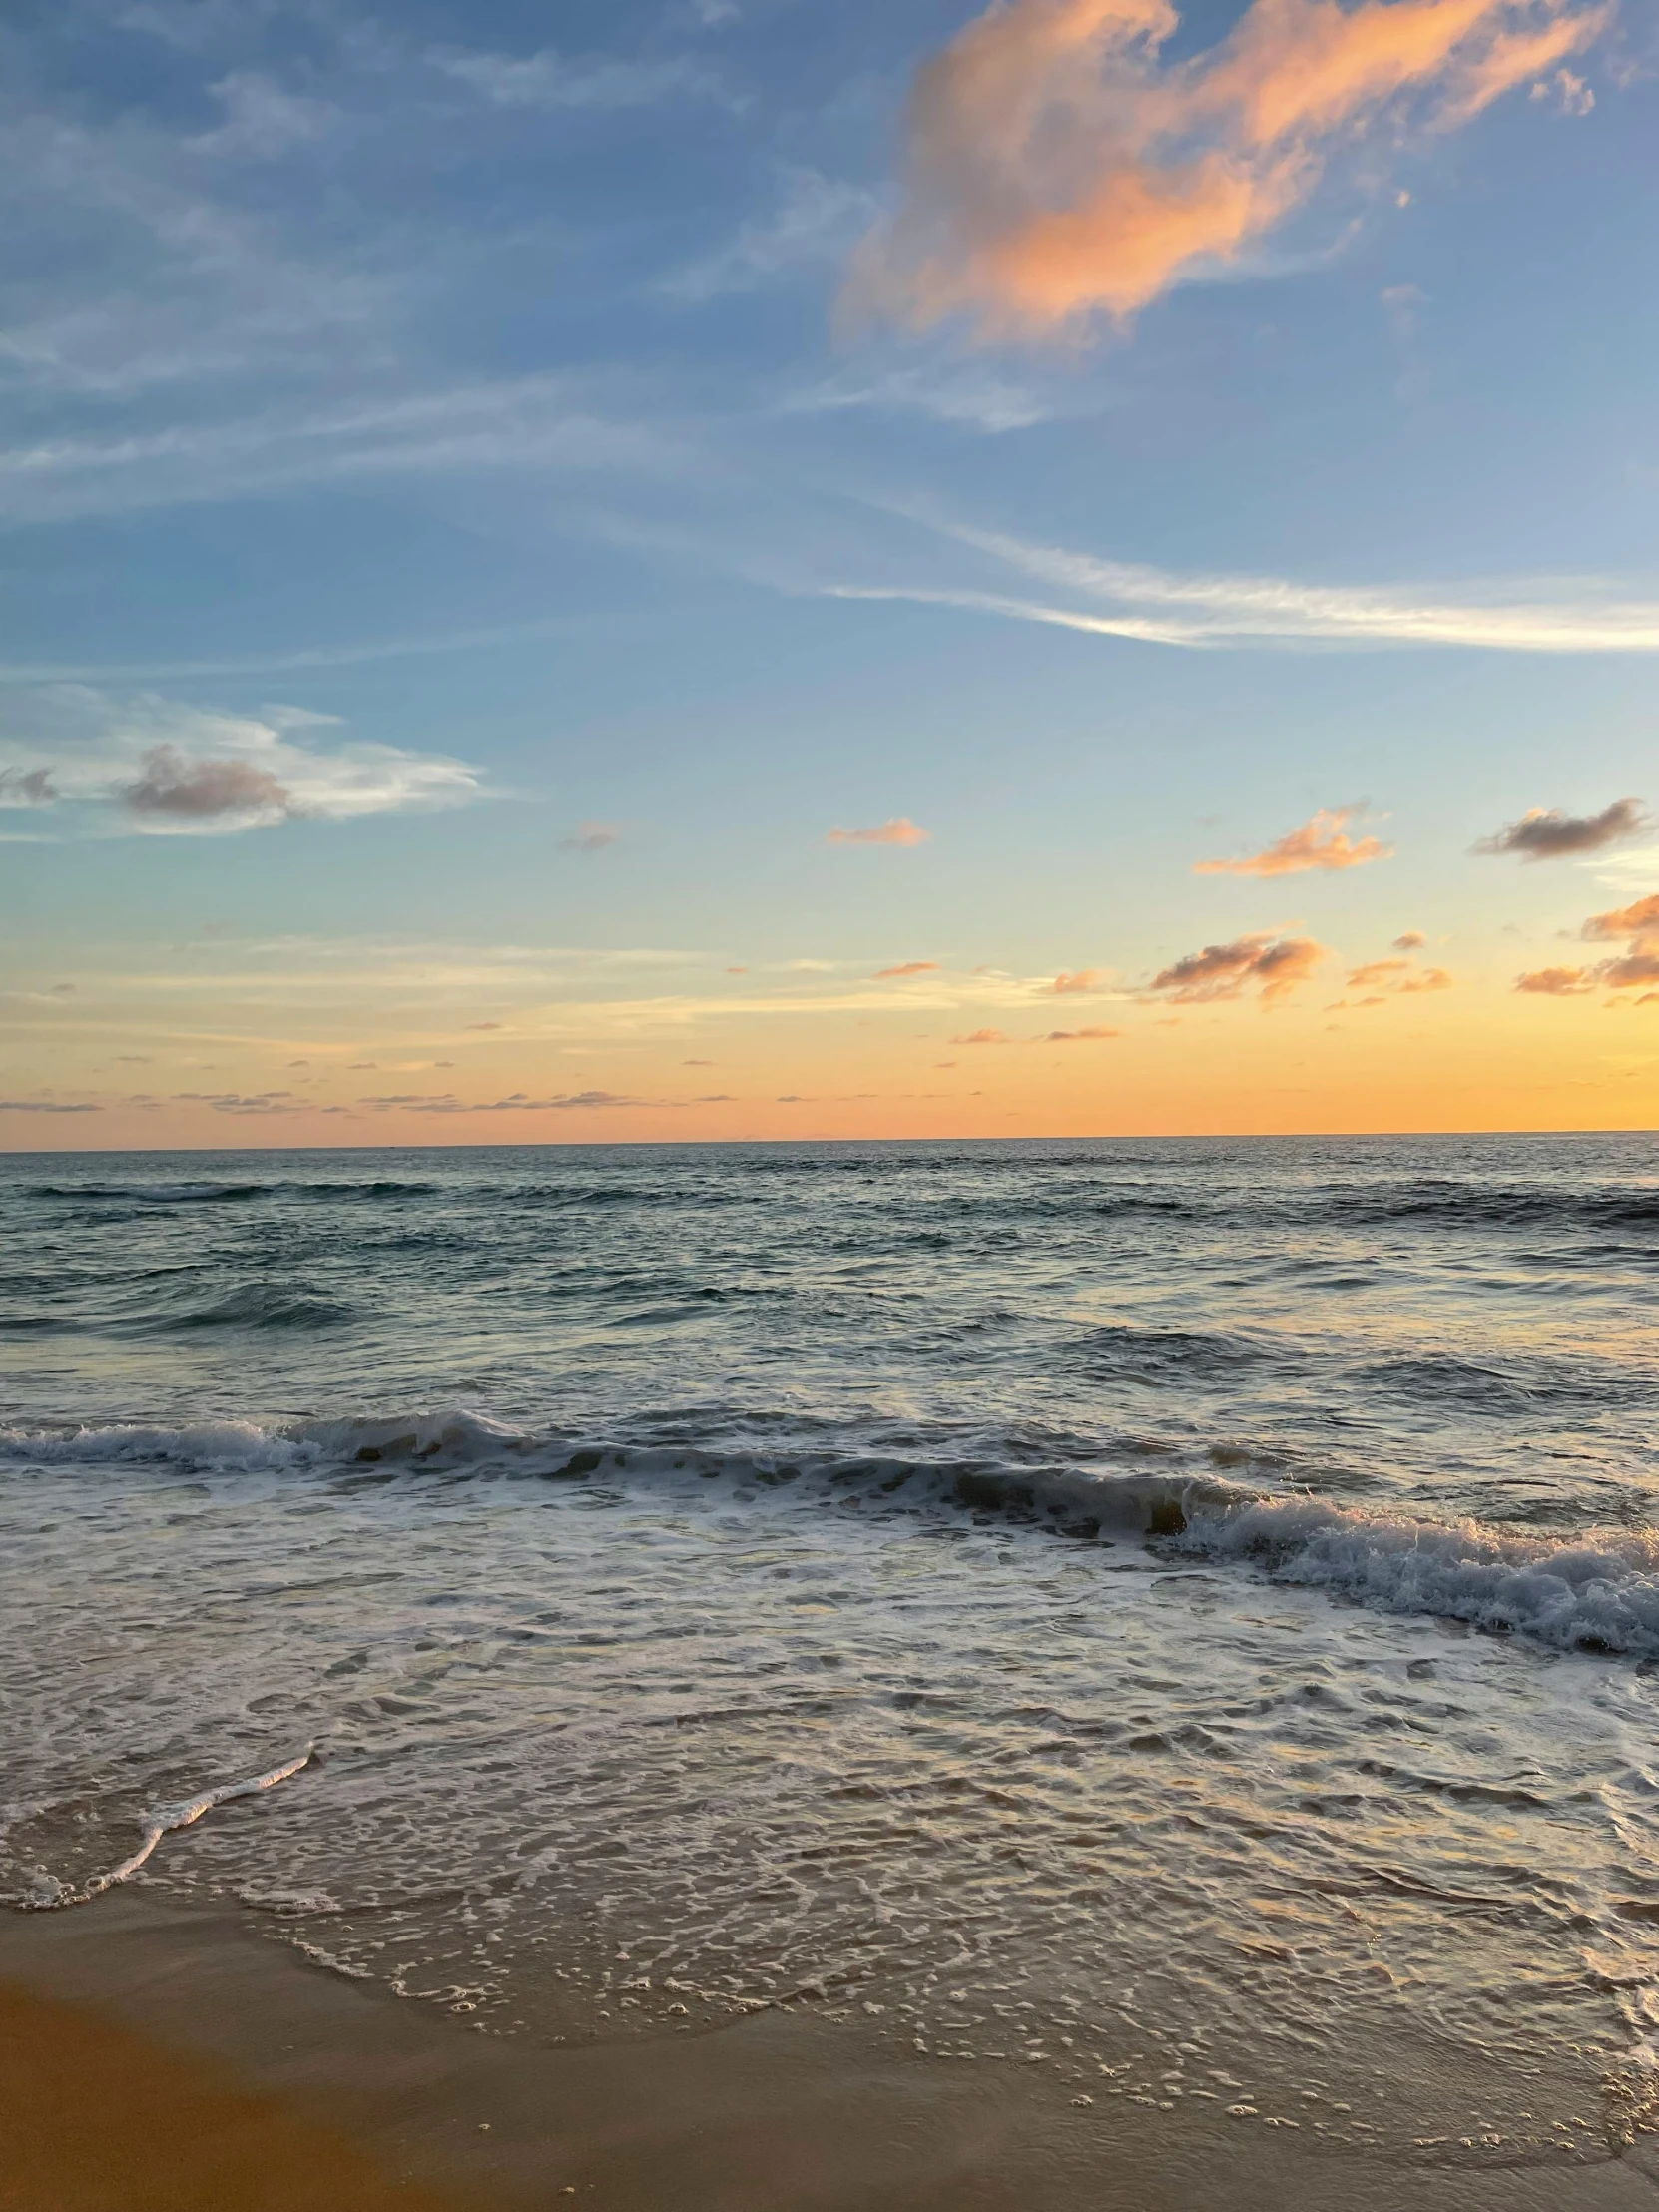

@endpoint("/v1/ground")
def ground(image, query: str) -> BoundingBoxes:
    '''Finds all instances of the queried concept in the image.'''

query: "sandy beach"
[4,1890,1657,2212]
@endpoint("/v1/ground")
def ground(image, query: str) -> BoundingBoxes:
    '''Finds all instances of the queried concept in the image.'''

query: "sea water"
[4,1135,1658,2158]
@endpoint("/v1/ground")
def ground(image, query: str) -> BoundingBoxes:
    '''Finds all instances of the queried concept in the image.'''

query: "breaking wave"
[6,1409,1659,1657]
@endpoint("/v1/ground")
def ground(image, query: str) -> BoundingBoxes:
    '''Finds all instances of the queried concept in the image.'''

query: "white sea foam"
[27,1749,312,1911]
[7,1411,1659,1656]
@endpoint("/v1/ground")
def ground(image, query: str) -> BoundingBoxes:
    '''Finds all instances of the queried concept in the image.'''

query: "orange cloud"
[1045,967,1105,993]
[1342,954,1453,1001]
[850,0,1607,335]
[875,959,942,977]
[1476,797,1648,860]
[952,1026,1011,1043]
[1514,896,1659,997]
[1039,1024,1122,1039]
[1196,807,1391,877]
[1149,932,1327,1003]
[1583,893,1659,944]
[828,818,931,846]
[1515,965,1594,994]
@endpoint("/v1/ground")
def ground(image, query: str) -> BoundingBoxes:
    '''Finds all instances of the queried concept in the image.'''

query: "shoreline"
[4,1892,1657,2211]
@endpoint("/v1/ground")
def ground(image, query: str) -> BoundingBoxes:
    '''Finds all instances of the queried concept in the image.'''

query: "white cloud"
[666,171,877,301]
[828,514,1659,655]
[0,376,681,525]
[783,364,1053,434]
[433,46,725,112]
[0,688,486,836]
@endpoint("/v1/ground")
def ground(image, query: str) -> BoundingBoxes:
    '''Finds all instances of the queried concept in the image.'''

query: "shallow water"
[4,1135,1659,2160]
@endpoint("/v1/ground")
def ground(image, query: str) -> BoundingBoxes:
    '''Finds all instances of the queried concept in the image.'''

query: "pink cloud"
[951,1026,1011,1043]
[847,0,1606,337]
[1045,968,1105,994]
[1149,933,1327,1004]
[828,818,931,846]
[1196,807,1391,877]
[875,959,942,977]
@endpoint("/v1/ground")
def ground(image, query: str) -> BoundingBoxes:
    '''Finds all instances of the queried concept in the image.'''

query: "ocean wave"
[25,1179,437,1205]
[137,1286,353,1332]
[7,1408,1659,1656]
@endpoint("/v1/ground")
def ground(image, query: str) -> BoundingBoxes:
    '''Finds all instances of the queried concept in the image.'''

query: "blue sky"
[3,0,1658,1143]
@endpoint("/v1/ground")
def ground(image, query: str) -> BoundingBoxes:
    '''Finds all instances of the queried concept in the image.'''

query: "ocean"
[4,1133,1659,2164]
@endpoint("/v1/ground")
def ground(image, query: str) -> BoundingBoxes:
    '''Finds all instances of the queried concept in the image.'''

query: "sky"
[2,0,1658,1148]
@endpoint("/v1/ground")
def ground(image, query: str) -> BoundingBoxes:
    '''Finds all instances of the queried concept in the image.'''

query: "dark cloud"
[0,1099,101,1112]
[0,767,56,805]
[124,745,293,821]
[1039,1025,1120,1041]
[1475,798,1648,861]
[1149,935,1326,1004]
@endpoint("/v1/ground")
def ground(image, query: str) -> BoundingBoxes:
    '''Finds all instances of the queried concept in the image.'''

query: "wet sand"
[4,1892,1658,2212]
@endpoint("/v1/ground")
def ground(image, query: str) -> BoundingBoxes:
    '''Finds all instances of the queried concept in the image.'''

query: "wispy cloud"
[433,45,725,113]
[874,960,941,977]
[0,378,679,526]
[667,170,876,300]
[1148,933,1327,1003]
[1515,965,1597,995]
[0,690,485,836]
[848,0,1609,337]
[951,1026,1010,1043]
[830,517,1659,655]
[827,817,931,846]
[1196,806,1390,875]
[1039,1024,1120,1040]
[1474,796,1649,859]
[1044,968,1105,993]
[559,824,622,854]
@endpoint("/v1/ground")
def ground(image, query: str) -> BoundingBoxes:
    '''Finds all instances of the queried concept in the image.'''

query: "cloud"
[0,689,485,837]
[434,46,723,112]
[828,818,931,846]
[1149,932,1327,1003]
[668,169,878,300]
[951,1026,1011,1043]
[848,0,1609,337]
[123,744,293,823]
[1584,893,1659,944]
[1392,929,1427,950]
[1515,964,1595,994]
[0,767,55,805]
[1515,894,1659,995]
[0,1099,101,1113]
[1039,1024,1121,1040]
[1475,797,1649,859]
[1045,968,1104,993]
[559,824,621,853]
[1195,806,1391,876]
[831,517,1659,654]
[875,960,942,977]
[358,1089,641,1113]
[465,1021,504,1031]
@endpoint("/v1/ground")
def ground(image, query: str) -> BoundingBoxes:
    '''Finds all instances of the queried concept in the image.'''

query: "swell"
[7,1410,1659,1658]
